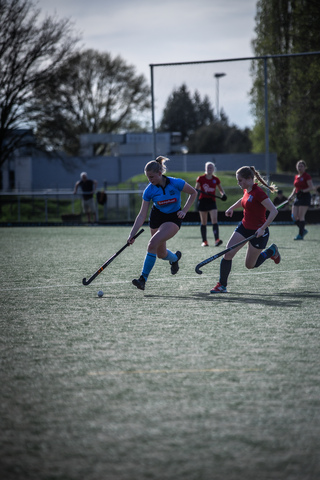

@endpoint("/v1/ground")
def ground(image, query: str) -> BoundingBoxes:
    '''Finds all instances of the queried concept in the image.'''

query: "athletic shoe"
[302,229,308,238]
[170,251,182,275]
[132,275,146,290]
[215,239,223,247]
[269,243,281,264]
[201,240,209,247]
[210,282,227,294]
[294,234,303,240]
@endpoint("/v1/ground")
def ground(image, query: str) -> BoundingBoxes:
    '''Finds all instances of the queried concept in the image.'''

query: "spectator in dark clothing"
[273,190,288,209]
[74,172,97,223]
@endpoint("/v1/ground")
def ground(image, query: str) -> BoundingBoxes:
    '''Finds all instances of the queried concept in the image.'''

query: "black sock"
[201,225,207,242]
[254,247,273,268]
[219,258,232,287]
[299,221,305,236]
[213,223,219,240]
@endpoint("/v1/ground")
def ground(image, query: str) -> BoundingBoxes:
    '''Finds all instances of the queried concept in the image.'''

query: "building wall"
[2,151,277,191]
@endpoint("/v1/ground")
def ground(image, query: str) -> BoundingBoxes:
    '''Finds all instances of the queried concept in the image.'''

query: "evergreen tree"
[159,84,197,141]
[160,84,251,154]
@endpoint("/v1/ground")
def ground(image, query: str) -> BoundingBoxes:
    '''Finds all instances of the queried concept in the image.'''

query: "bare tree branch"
[0,0,79,166]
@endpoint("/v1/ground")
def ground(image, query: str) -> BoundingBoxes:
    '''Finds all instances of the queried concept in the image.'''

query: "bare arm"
[217,184,225,196]
[73,181,80,194]
[255,198,278,237]
[304,178,315,193]
[225,198,242,217]
[288,187,296,201]
[177,183,197,219]
[128,200,150,243]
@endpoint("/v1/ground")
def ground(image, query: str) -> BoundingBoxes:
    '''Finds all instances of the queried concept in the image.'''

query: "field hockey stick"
[275,199,289,210]
[195,234,257,275]
[82,229,144,286]
[196,189,226,200]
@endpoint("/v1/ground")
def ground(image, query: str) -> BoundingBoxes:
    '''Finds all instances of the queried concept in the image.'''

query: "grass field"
[1,224,319,480]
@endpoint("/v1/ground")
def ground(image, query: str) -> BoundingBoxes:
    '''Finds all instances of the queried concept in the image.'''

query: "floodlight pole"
[150,64,157,158]
[263,57,270,189]
[214,73,226,120]
[181,146,188,172]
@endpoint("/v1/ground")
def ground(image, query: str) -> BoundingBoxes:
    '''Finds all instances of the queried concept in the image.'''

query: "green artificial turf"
[0,225,319,480]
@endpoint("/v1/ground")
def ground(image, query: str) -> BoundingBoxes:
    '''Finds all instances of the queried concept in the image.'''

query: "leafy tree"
[159,84,213,141]
[0,0,79,167]
[187,115,252,154]
[193,91,214,129]
[160,84,251,153]
[30,49,151,155]
[250,0,320,172]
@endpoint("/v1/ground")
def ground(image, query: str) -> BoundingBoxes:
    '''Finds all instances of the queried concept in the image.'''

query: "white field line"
[87,367,262,377]
[0,268,320,292]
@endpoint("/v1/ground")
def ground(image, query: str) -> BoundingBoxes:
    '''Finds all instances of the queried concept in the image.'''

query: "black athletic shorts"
[149,206,182,229]
[198,197,217,211]
[294,192,311,207]
[235,222,269,249]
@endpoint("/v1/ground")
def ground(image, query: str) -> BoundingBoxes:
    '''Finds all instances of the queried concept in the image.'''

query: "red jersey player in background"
[210,166,280,294]
[288,160,315,240]
[195,162,227,247]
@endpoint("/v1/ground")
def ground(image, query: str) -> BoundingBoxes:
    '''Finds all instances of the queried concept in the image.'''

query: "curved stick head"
[82,278,89,285]
[195,266,203,275]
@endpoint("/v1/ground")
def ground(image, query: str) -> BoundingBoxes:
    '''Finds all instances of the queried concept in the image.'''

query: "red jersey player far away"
[195,162,227,247]
[288,160,315,240]
[210,166,281,294]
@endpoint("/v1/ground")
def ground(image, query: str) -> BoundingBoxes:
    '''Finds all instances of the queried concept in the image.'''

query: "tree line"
[250,0,320,173]
[1,0,320,173]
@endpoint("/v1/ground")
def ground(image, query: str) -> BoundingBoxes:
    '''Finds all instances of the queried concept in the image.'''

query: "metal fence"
[0,190,144,224]
[1,187,319,225]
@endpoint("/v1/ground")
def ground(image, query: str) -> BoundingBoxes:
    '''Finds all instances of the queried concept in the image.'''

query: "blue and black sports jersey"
[143,176,185,214]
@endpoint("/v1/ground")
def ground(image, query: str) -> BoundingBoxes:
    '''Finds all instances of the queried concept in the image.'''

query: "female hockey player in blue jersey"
[128,156,197,291]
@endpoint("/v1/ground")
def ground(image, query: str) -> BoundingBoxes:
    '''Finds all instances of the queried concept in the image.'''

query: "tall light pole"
[214,73,226,120]
[181,146,188,172]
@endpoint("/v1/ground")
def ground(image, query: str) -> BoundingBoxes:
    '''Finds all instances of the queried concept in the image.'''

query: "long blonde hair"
[236,166,277,193]
[205,161,215,174]
[144,156,169,175]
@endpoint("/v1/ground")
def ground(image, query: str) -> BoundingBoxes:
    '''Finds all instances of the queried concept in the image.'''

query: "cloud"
[37,0,258,127]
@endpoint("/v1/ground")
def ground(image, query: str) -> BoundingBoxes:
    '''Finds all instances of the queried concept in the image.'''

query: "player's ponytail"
[236,166,277,193]
[250,166,277,193]
[145,156,169,175]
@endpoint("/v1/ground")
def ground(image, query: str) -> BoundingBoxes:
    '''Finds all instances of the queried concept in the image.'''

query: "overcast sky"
[37,0,259,128]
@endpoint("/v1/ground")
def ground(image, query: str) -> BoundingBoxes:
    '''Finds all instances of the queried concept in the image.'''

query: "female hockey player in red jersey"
[195,162,227,247]
[210,166,281,294]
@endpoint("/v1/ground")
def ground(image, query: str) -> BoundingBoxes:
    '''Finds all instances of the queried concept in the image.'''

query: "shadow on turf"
[145,291,320,307]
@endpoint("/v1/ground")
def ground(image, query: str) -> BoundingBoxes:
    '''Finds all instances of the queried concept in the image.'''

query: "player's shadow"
[191,290,320,307]
[145,291,319,308]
